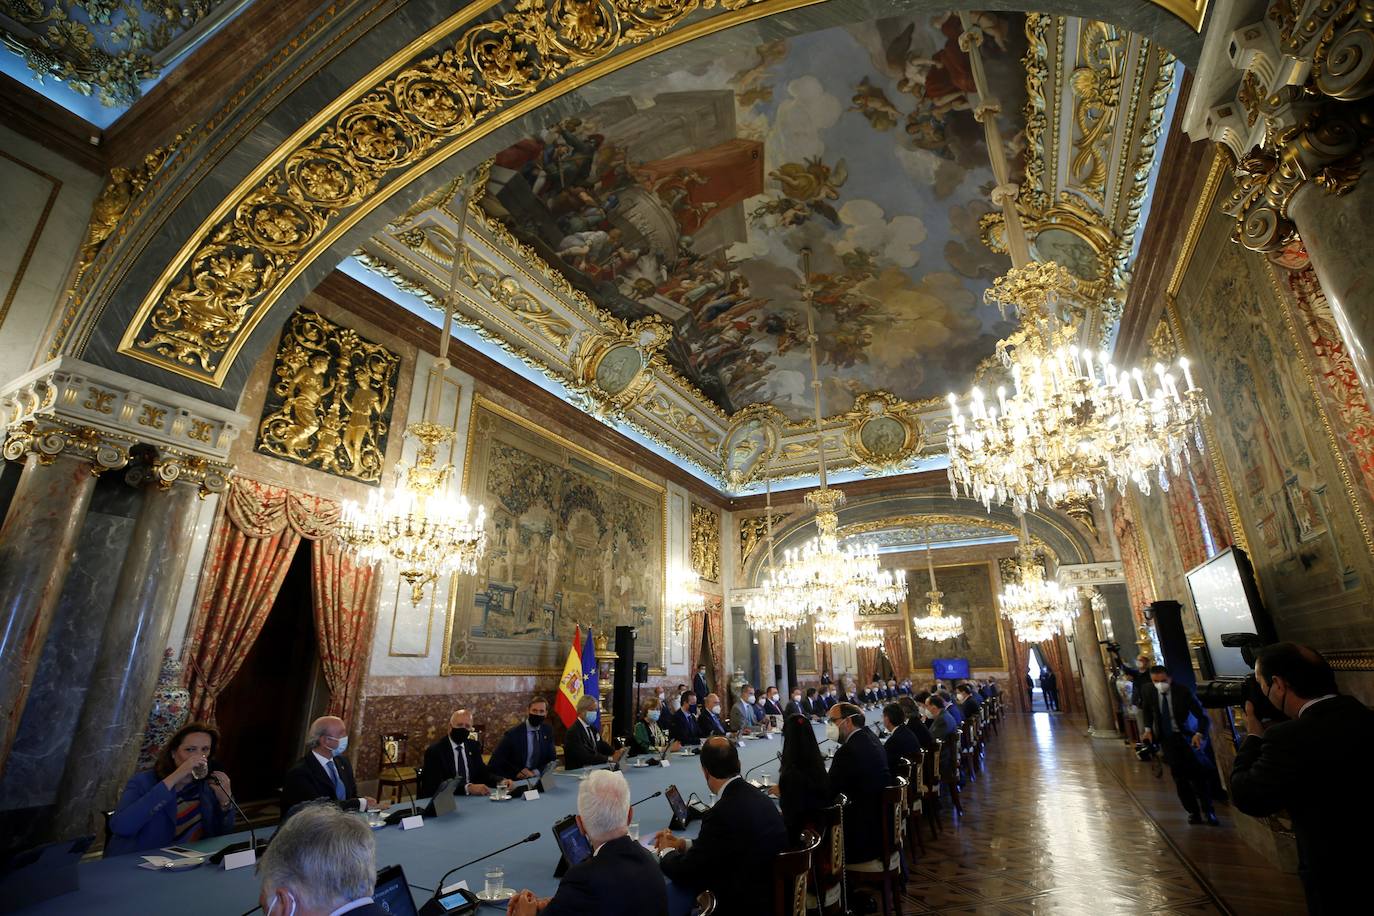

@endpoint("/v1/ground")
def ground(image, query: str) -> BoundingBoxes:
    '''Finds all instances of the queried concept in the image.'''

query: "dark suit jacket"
[660,778,786,916]
[668,708,701,745]
[801,697,821,717]
[693,673,709,702]
[542,834,668,916]
[883,723,923,776]
[959,696,981,721]
[828,727,890,863]
[784,700,805,717]
[488,722,556,779]
[565,718,615,769]
[419,735,496,798]
[281,752,363,819]
[1139,682,1210,769]
[697,708,727,737]
[1231,695,1374,914]
[761,697,784,717]
[906,717,935,752]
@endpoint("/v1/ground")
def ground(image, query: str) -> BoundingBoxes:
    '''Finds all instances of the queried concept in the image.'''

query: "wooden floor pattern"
[900,712,1307,915]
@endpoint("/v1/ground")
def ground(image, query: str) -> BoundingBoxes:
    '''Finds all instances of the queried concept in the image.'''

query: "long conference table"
[26,709,884,915]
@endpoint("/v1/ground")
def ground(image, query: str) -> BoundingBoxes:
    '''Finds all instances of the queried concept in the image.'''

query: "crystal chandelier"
[853,623,885,650]
[943,12,1207,514]
[744,470,807,633]
[666,566,706,632]
[340,179,487,604]
[998,513,1078,642]
[769,250,907,638]
[910,528,964,642]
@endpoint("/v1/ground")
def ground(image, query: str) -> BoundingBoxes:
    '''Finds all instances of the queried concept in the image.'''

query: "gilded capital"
[3,419,131,473]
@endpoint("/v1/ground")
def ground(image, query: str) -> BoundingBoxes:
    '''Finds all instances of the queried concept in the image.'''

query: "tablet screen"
[554,816,593,867]
[373,864,419,916]
[664,784,690,823]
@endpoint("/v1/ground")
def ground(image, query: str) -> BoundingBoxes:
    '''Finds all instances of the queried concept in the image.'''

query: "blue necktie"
[526,728,536,770]
[326,759,345,800]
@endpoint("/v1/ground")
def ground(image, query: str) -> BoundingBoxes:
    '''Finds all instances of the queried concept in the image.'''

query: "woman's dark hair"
[155,721,219,779]
[779,714,827,792]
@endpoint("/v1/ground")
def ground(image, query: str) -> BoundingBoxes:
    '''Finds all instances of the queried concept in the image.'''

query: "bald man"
[280,716,377,820]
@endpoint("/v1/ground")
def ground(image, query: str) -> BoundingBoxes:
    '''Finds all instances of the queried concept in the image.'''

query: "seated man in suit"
[728,684,759,734]
[1140,666,1217,825]
[1230,643,1374,915]
[925,694,959,776]
[281,716,376,820]
[507,770,667,916]
[827,702,890,866]
[801,687,822,717]
[956,684,983,721]
[697,693,728,737]
[668,691,701,745]
[881,703,922,775]
[565,695,627,770]
[896,697,936,751]
[258,803,388,916]
[785,688,805,718]
[420,708,501,798]
[489,696,557,782]
[654,737,786,915]
[760,686,785,719]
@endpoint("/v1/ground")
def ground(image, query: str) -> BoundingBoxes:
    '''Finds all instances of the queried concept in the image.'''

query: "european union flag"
[581,627,599,730]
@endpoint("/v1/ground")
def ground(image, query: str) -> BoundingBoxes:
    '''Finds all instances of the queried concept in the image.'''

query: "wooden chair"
[921,743,942,838]
[775,830,819,916]
[845,778,907,916]
[938,736,964,817]
[896,754,926,858]
[958,720,977,783]
[806,797,846,915]
[694,890,716,915]
[378,766,418,805]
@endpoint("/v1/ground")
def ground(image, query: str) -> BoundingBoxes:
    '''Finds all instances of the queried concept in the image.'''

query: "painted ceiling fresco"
[479,11,1027,421]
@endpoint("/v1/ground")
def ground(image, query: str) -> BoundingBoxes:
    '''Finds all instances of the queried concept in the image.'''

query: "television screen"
[1185,548,1269,678]
[933,658,971,680]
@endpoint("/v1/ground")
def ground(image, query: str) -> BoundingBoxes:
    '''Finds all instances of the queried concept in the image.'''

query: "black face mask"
[450,727,470,744]
[527,714,545,729]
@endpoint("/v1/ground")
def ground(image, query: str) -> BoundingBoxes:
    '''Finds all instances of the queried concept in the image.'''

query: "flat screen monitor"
[933,658,970,680]
[1185,547,1272,678]
[374,864,419,916]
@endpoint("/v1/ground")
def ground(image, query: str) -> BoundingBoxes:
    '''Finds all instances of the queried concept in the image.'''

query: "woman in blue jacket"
[106,722,236,856]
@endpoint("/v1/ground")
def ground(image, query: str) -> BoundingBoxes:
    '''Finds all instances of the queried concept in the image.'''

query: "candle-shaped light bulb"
[1178,356,1196,391]
[996,386,1008,412]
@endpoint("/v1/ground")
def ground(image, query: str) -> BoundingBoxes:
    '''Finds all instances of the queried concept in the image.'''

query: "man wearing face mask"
[1230,643,1374,914]
[280,716,376,821]
[760,686,784,718]
[697,692,728,737]
[490,697,558,782]
[420,708,502,798]
[1140,666,1217,825]
[566,695,628,769]
[258,802,386,916]
[693,665,709,706]
[785,689,806,718]
[728,684,759,734]
[668,691,701,745]
[826,702,889,867]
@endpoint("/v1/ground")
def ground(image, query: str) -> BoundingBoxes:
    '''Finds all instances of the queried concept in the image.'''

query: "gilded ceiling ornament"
[255,308,400,483]
[841,391,927,475]
[644,394,722,451]
[1069,20,1124,198]
[119,0,768,386]
[838,513,1058,562]
[568,315,671,419]
[690,503,721,583]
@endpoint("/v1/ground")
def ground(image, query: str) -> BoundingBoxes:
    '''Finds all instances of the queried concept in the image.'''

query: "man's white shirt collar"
[329,897,374,915]
[312,750,334,769]
[1299,694,1338,716]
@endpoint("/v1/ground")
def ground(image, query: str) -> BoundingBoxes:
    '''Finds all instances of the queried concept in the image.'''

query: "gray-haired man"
[258,802,386,915]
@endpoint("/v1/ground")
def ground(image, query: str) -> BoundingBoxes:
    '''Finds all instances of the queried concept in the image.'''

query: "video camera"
[1194,633,1283,722]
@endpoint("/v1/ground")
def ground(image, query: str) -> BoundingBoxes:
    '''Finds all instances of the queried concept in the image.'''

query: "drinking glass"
[483,865,504,898]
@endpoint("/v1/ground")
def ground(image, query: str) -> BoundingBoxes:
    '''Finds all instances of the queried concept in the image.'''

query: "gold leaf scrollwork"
[122,0,767,387]
[690,503,721,582]
[255,307,400,482]
[1069,21,1124,197]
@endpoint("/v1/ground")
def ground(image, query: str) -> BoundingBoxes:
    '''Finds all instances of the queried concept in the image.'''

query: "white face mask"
[329,735,348,756]
[710,704,721,716]
[743,694,754,704]
[824,721,840,742]
[668,697,681,711]
[792,694,801,703]
[1156,680,1171,692]
[582,711,598,724]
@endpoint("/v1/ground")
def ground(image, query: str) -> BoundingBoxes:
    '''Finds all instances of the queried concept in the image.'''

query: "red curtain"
[857,647,878,684]
[704,597,726,698]
[312,537,379,724]
[882,625,910,681]
[1111,497,1155,623]
[686,609,705,686]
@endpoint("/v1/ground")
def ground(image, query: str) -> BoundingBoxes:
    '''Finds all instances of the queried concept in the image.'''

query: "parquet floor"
[900,712,1307,915]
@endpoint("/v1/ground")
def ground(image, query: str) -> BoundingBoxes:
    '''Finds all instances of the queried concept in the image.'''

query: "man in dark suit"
[566,695,627,769]
[827,702,890,865]
[1025,670,1035,711]
[1230,643,1374,914]
[693,665,710,707]
[257,803,390,916]
[508,770,667,916]
[896,697,935,751]
[784,688,805,718]
[668,692,701,745]
[801,687,822,717]
[488,696,557,781]
[881,703,922,775]
[697,693,728,737]
[654,737,786,915]
[1040,669,1060,710]
[956,683,982,721]
[1140,666,1217,824]
[419,708,500,798]
[760,686,784,718]
[280,716,376,819]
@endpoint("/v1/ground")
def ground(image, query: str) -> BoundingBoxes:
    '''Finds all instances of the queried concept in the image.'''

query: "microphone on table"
[744,751,782,780]
[631,790,663,807]
[206,770,267,863]
[420,832,542,915]
[382,753,421,825]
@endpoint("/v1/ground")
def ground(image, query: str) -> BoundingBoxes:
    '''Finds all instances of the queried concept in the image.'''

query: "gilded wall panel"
[690,503,721,583]
[908,562,1005,669]
[254,307,399,483]
[443,399,664,674]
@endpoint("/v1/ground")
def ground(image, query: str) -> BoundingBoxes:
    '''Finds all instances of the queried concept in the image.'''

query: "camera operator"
[1140,666,1218,825]
[1230,642,1374,915]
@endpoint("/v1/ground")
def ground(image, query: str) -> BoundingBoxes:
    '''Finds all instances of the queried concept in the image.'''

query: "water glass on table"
[483,865,504,898]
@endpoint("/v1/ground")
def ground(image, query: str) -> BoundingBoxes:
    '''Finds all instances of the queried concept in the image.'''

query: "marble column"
[775,632,791,694]
[49,474,204,841]
[0,453,100,780]
[1288,178,1374,410]
[1072,596,1120,739]
[757,629,774,692]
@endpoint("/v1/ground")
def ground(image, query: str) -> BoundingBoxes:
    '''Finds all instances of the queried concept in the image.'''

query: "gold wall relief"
[738,515,772,567]
[255,307,400,482]
[1069,20,1124,199]
[690,503,721,583]
[841,391,926,474]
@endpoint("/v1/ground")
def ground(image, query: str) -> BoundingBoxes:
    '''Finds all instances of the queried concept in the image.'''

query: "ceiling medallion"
[944,12,1207,514]
[340,178,487,603]
[910,528,964,642]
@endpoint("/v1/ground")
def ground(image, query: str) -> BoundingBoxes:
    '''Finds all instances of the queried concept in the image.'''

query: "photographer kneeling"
[1230,642,1374,915]
[1140,666,1217,825]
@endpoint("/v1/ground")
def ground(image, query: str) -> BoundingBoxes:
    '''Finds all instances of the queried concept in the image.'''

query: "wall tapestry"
[1173,192,1374,646]
[907,562,1004,669]
[256,308,399,483]
[690,503,721,582]
[443,399,665,674]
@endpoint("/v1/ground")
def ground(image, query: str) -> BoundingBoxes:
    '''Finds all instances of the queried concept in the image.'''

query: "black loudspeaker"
[613,626,636,742]
[635,662,649,684]
[785,642,798,694]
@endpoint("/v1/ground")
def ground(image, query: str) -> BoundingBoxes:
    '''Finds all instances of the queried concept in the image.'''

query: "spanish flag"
[554,626,583,728]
